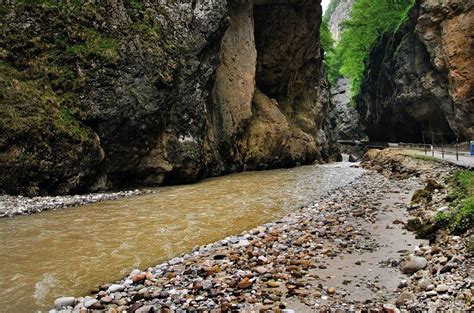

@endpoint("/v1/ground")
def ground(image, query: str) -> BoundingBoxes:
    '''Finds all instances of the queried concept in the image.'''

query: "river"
[0,162,364,312]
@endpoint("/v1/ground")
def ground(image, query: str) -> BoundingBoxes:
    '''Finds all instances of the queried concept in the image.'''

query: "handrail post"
[431,132,435,157]
[441,133,444,159]
[456,137,459,161]
[422,132,427,155]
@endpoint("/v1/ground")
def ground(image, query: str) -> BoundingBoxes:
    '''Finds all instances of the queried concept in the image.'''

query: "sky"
[322,0,330,13]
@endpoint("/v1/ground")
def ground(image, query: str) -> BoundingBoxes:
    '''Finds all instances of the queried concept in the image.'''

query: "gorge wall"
[0,0,337,196]
[357,0,474,143]
[329,78,365,140]
[326,0,365,141]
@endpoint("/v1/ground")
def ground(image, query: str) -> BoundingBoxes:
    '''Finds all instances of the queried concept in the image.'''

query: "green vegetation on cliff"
[436,171,474,234]
[0,0,179,195]
[320,20,341,87]
[0,0,175,144]
[322,0,415,98]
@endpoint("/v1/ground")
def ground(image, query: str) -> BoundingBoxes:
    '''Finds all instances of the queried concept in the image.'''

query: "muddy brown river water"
[0,162,364,312]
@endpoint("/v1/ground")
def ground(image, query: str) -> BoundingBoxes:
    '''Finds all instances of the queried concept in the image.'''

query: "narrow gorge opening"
[208,0,334,171]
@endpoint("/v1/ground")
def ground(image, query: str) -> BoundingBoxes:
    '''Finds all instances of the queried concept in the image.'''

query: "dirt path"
[287,189,428,311]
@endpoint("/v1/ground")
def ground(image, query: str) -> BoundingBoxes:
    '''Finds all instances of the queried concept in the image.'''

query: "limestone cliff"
[327,0,355,43]
[0,0,337,196]
[329,78,365,140]
[357,0,473,142]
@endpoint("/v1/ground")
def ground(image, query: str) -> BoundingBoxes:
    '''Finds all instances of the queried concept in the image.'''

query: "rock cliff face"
[327,0,355,42]
[357,0,473,143]
[329,78,365,140]
[0,0,337,196]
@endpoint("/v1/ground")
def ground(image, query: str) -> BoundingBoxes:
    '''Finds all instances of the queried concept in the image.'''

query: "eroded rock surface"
[329,78,365,140]
[357,1,474,142]
[327,0,356,42]
[0,0,337,195]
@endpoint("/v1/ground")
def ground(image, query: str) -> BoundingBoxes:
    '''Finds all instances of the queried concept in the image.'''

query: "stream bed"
[0,162,364,312]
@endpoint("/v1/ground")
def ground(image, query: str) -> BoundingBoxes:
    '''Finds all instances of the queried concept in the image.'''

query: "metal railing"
[390,132,471,161]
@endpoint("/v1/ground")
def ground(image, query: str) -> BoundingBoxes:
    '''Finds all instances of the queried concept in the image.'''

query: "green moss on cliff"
[1,1,189,194]
[65,28,118,61]
[0,62,93,144]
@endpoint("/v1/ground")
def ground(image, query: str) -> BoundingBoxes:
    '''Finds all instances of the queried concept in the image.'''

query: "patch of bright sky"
[321,0,330,13]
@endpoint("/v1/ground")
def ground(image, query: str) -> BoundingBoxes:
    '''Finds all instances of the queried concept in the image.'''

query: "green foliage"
[434,210,450,223]
[452,198,474,234]
[321,0,344,86]
[434,170,474,235]
[326,0,415,98]
[59,107,90,140]
[447,170,474,202]
[320,20,334,53]
[17,0,61,7]
[320,20,341,86]
[17,0,86,9]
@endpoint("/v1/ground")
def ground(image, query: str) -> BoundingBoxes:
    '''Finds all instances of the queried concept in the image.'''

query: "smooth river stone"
[108,284,125,292]
[84,298,98,308]
[53,296,75,308]
[400,256,428,274]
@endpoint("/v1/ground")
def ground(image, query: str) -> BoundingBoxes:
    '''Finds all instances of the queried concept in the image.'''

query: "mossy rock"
[405,217,442,240]
[411,189,432,204]
[425,179,443,192]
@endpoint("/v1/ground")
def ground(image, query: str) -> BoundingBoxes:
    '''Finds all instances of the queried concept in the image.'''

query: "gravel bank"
[0,190,153,218]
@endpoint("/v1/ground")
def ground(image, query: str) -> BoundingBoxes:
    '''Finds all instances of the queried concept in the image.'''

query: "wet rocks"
[132,273,146,283]
[348,154,359,163]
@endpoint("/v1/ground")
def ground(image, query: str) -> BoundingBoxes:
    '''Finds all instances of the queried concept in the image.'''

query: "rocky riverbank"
[51,150,472,312]
[0,189,152,218]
